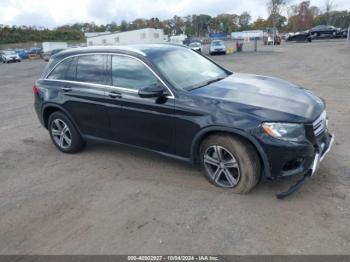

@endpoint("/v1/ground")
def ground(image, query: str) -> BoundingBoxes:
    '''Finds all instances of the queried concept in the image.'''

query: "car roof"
[52,44,188,60]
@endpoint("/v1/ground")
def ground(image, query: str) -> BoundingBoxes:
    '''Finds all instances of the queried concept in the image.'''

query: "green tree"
[208,17,221,33]
[251,17,269,30]
[216,14,239,34]
[239,12,251,30]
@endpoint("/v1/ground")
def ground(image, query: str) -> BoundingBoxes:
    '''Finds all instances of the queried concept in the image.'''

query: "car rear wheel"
[48,111,86,153]
[200,134,261,194]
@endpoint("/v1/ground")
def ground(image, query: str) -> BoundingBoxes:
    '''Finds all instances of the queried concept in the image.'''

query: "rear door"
[46,54,112,139]
[105,54,176,154]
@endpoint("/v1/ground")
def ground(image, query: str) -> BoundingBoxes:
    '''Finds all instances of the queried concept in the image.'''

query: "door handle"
[62,87,72,92]
[109,91,122,99]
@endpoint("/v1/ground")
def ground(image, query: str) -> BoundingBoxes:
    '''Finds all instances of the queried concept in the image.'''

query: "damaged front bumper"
[276,133,335,199]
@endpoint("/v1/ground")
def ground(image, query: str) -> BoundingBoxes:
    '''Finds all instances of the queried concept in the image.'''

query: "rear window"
[76,55,106,85]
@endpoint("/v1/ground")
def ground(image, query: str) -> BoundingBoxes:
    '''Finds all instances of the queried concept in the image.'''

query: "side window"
[47,57,74,80]
[65,57,77,81]
[76,55,106,85]
[111,56,158,90]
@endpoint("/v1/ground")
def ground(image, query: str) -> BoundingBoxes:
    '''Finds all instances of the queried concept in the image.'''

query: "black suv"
[33,44,334,196]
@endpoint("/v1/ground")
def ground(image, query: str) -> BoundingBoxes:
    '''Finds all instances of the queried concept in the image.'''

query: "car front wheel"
[48,111,86,153]
[200,134,261,194]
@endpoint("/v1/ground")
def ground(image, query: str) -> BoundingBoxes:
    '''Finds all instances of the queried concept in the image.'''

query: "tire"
[199,134,261,194]
[48,111,86,153]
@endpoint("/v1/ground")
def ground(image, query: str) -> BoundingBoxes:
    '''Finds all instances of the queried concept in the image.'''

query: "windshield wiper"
[207,76,226,85]
[187,76,226,91]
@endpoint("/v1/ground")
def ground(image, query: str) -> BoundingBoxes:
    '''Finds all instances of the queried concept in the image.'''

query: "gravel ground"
[0,40,349,255]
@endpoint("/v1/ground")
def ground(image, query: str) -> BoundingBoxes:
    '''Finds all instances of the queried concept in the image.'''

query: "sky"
[1,0,350,28]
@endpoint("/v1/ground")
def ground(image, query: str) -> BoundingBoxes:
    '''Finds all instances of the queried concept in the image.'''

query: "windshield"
[211,41,224,46]
[3,51,16,55]
[150,48,229,90]
[189,43,200,47]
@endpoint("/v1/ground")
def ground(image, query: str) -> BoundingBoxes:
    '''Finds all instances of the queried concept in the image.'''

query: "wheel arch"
[42,104,81,134]
[190,126,271,178]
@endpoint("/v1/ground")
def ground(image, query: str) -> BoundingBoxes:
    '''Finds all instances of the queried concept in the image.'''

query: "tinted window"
[65,57,77,81]
[47,57,74,80]
[112,56,158,90]
[76,55,106,85]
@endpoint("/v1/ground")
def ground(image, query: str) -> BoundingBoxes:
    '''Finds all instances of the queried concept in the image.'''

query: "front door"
[105,54,176,154]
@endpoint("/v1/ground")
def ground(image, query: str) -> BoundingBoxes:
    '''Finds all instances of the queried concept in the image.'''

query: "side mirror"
[138,85,164,98]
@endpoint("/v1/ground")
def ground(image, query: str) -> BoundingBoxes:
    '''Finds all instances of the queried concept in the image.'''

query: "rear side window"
[76,55,106,85]
[47,57,74,80]
[111,55,158,90]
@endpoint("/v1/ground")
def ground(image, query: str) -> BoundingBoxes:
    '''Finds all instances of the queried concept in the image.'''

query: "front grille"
[313,111,327,136]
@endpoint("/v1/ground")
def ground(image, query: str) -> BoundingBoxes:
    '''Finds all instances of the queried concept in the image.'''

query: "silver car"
[1,50,21,63]
[209,40,227,55]
[189,42,202,52]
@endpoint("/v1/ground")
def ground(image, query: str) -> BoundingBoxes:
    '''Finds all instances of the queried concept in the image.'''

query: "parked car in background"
[309,25,341,38]
[27,47,43,59]
[29,48,42,55]
[340,28,348,38]
[0,50,21,63]
[286,31,312,42]
[209,40,226,55]
[42,49,65,62]
[33,44,334,197]
[14,49,29,59]
[189,42,202,52]
[264,34,281,45]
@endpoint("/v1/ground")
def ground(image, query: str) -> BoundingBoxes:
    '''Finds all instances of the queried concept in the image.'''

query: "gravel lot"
[0,40,349,254]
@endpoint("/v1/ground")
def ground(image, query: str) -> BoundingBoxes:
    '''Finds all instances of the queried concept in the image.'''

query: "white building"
[42,42,68,53]
[86,28,165,46]
[231,30,264,40]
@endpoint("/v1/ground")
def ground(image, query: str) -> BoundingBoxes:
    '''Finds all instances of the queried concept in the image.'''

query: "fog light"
[282,158,304,172]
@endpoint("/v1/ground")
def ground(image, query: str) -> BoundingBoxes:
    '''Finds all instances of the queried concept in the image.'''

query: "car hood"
[190,73,324,122]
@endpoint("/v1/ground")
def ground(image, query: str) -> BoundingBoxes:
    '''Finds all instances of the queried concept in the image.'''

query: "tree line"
[0,0,349,44]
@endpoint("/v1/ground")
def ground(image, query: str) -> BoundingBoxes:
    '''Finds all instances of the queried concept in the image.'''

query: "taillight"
[32,83,39,94]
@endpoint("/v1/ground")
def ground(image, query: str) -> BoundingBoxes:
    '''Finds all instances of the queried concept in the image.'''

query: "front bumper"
[275,133,334,199]
[310,133,335,176]
[255,127,334,179]
[210,49,226,54]
[4,57,20,62]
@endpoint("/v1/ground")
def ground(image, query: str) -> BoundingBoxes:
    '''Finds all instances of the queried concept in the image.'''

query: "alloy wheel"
[51,119,72,149]
[203,145,241,188]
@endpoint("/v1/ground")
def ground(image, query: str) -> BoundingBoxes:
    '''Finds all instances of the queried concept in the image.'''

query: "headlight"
[262,122,306,142]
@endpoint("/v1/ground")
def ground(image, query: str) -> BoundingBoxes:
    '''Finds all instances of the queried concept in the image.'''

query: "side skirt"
[83,135,193,164]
